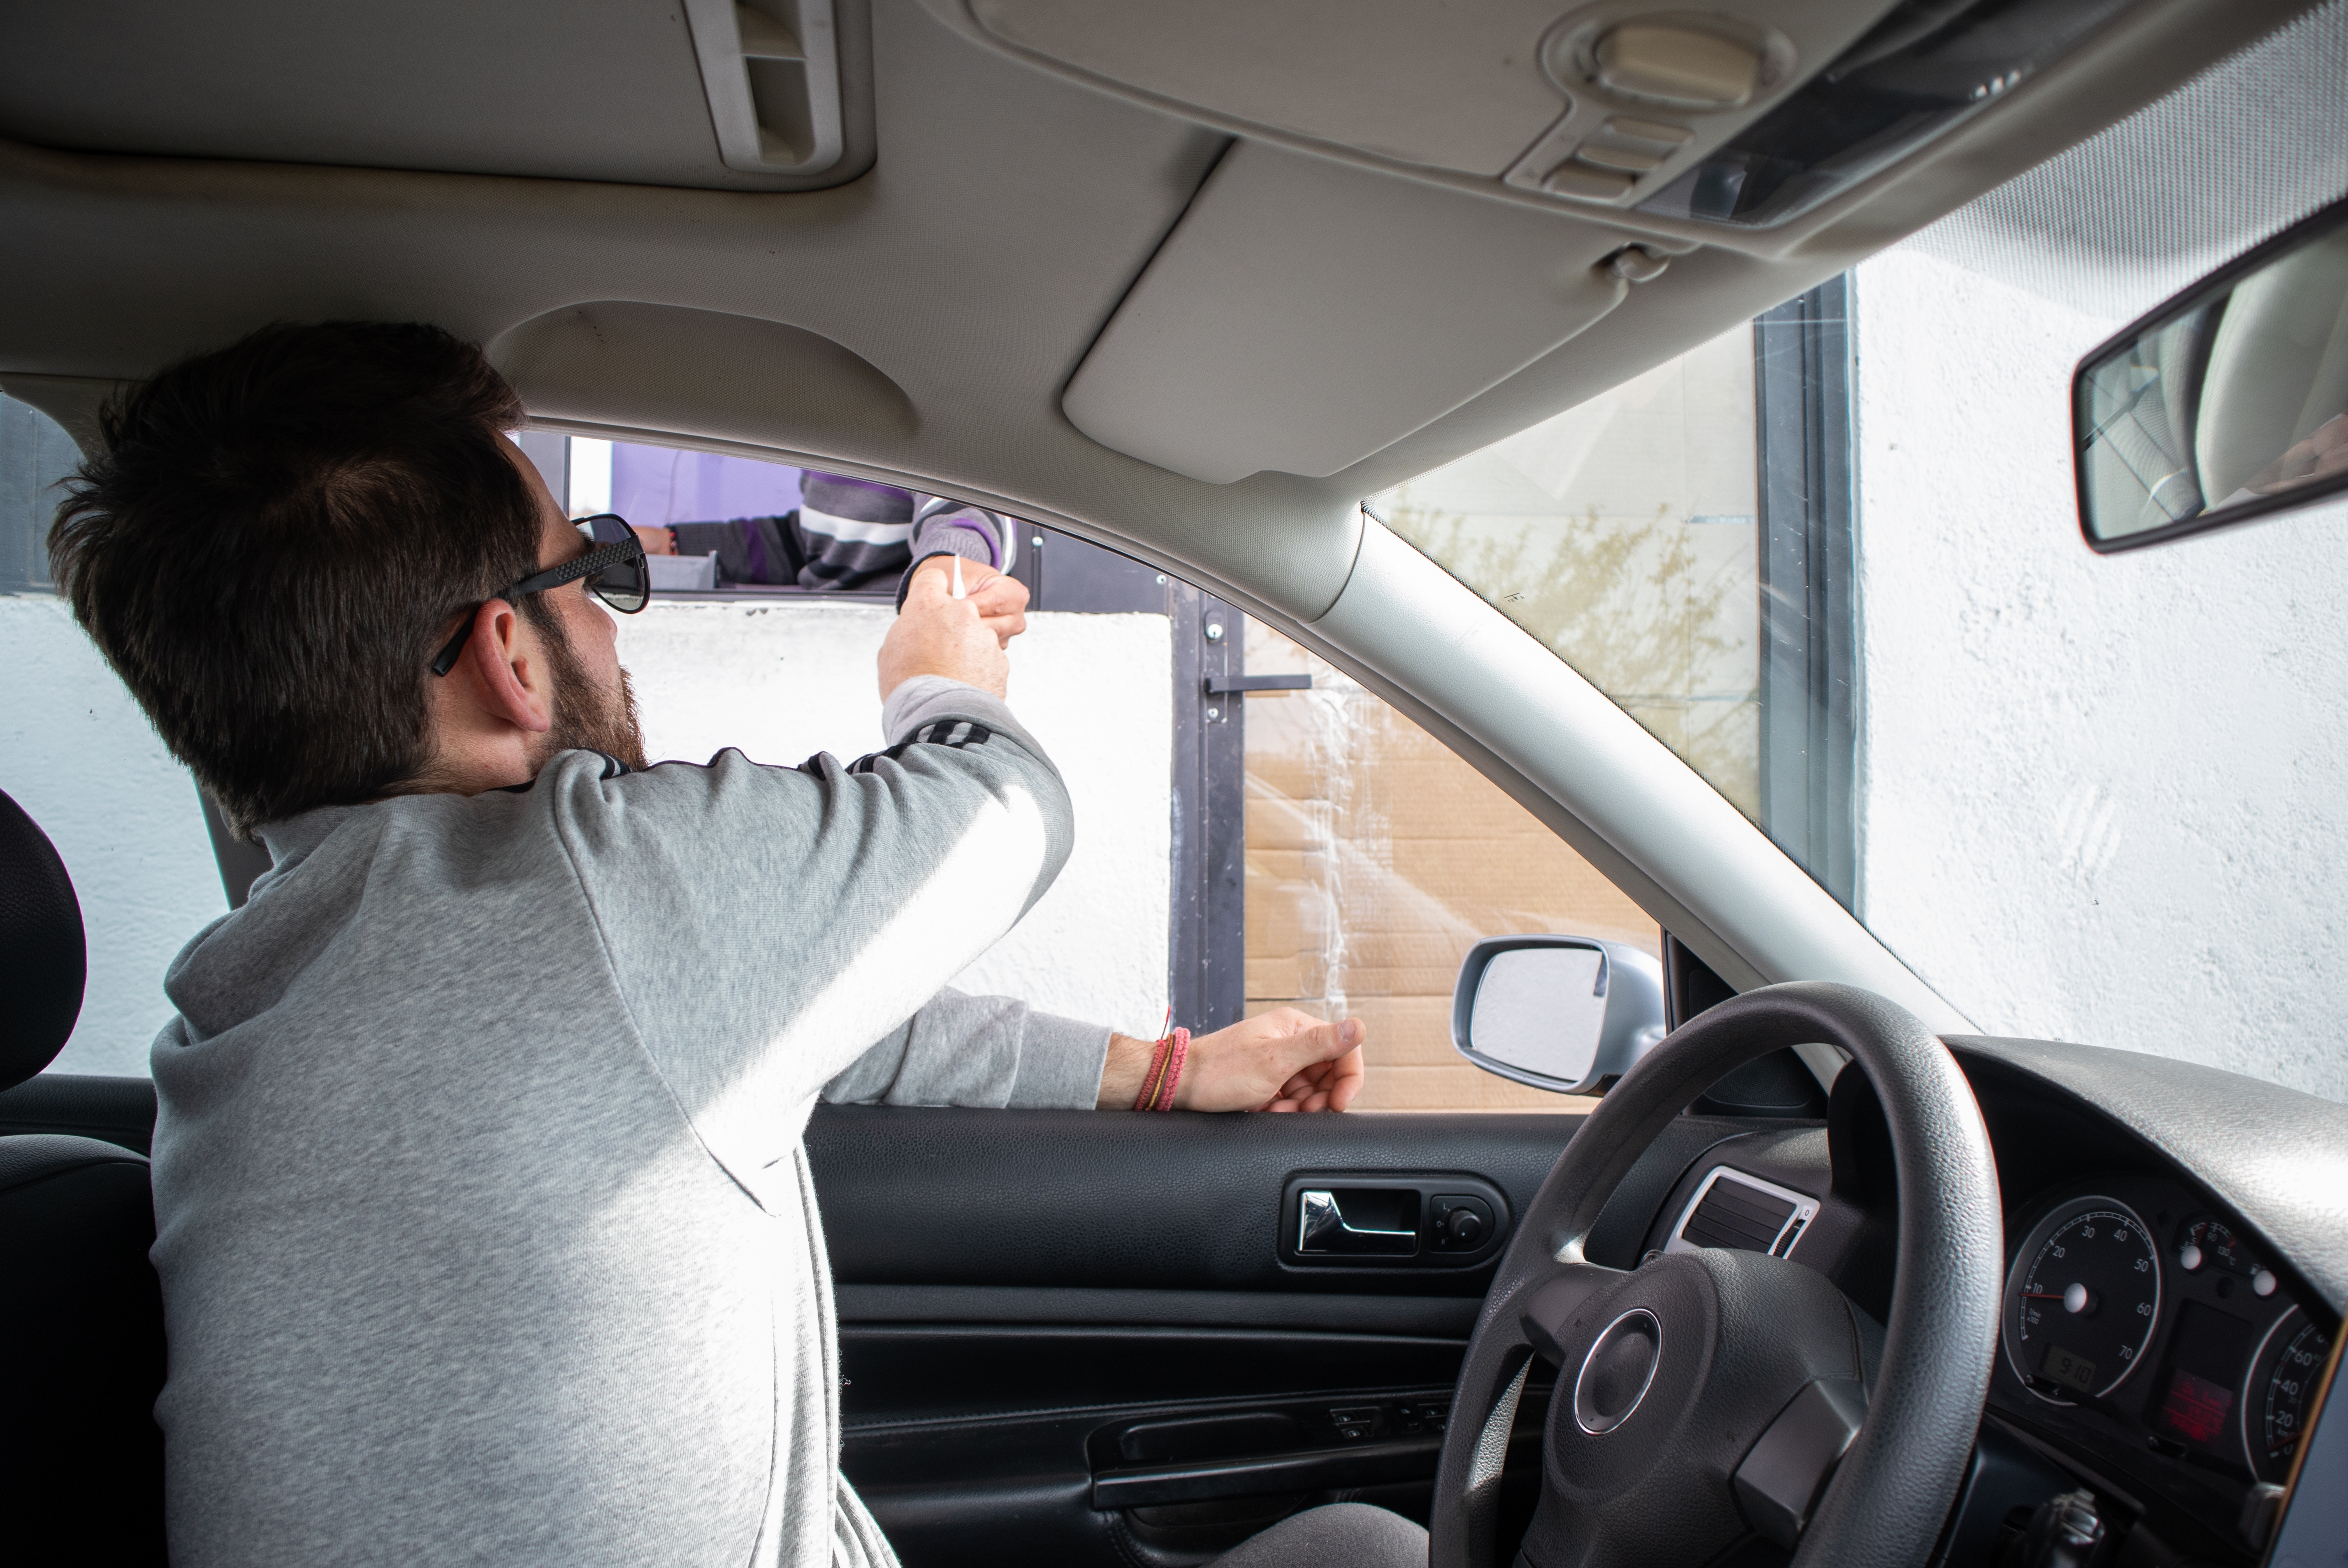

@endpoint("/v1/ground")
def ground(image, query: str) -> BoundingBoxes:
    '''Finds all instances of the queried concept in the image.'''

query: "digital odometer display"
[2004,1197,2162,1403]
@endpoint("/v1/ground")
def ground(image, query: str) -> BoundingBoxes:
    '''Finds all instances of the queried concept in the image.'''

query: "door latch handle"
[1299,1189,1419,1255]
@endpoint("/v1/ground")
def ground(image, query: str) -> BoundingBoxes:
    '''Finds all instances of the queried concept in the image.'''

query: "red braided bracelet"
[1133,1027,1190,1112]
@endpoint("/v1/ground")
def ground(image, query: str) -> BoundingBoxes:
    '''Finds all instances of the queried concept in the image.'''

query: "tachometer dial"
[2246,1308,2332,1483]
[2004,1196,2162,1404]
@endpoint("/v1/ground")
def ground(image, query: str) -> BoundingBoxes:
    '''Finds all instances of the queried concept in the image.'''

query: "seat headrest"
[0,787,86,1091]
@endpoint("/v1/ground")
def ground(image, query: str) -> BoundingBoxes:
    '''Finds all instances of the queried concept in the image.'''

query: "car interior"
[2,2,2346,1566]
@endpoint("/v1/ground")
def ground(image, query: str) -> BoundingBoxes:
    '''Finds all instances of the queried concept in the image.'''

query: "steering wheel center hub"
[1529,1246,1884,1565]
[1573,1309,1663,1435]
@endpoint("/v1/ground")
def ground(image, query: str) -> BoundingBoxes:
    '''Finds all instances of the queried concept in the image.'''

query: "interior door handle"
[1298,1189,1418,1255]
[1281,1174,1510,1267]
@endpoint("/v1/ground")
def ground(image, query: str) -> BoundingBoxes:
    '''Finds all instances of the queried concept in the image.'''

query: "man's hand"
[878,556,1012,701]
[1098,1009,1367,1112]
[957,559,1029,649]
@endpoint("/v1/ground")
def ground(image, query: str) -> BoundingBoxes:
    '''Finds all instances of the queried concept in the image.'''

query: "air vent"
[682,0,843,177]
[1666,1166,1819,1258]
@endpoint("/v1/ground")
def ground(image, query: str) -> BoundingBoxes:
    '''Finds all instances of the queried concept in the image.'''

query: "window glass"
[2,393,225,1077]
[1369,291,1861,908]
[1242,620,1658,1112]
[1849,215,2348,1102]
[1371,324,1761,813]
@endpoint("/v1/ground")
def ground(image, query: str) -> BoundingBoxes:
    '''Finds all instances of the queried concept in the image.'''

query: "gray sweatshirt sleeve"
[540,682,1074,1210]
[812,677,1112,1109]
[820,987,1109,1107]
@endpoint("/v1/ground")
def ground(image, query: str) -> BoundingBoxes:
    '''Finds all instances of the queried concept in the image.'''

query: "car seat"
[0,785,169,1564]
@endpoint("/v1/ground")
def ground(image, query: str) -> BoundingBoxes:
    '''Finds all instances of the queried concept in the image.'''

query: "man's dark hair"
[49,320,551,835]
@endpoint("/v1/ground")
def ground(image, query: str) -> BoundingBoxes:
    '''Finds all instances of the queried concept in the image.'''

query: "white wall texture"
[1853,249,2348,1102]
[618,600,1174,1039]
[3,594,225,1076]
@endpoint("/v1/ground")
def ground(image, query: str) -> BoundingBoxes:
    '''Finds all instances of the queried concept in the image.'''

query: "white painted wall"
[618,600,1174,1039]
[2,594,226,1076]
[1852,248,2348,1102]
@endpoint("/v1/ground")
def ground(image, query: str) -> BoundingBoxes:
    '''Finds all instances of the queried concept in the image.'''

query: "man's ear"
[463,598,554,735]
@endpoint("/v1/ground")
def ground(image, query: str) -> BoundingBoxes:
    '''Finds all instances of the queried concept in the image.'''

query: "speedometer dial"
[2003,1196,2162,1403]
[2246,1308,2332,1482]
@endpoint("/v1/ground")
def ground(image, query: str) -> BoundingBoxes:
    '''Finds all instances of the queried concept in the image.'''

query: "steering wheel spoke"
[1515,1262,1624,1368]
[1733,1376,1870,1549]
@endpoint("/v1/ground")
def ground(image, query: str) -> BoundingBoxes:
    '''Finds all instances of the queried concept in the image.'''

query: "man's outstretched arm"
[827,1001,1369,1112]
[832,557,1369,1114]
[1099,1011,1367,1112]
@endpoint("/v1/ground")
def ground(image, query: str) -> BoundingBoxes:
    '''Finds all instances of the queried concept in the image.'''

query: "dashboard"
[1633,1036,2348,1565]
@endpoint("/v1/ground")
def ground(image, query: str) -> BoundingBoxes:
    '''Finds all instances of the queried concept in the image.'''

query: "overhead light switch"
[1576,142,1666,173]
[1595,24,1760,107]
[1543,161,1637,200]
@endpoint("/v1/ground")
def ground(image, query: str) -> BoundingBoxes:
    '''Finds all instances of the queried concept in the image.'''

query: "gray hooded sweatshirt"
[147,677,1107,1568]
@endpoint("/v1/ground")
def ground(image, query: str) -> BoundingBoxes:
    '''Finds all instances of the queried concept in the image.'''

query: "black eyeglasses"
[432,514,651,677]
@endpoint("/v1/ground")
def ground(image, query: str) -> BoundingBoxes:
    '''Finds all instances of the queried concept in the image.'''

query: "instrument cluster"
[1998,1175,2332,1494]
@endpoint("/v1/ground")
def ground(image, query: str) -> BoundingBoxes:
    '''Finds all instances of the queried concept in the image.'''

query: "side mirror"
[1450,935,1668,1096]
[2075,193,2348,551]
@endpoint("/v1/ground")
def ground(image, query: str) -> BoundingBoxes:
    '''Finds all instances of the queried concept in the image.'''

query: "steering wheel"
[1429,982,2002,1568]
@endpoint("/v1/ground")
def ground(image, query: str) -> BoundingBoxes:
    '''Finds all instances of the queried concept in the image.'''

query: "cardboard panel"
[1243,621,1654,1112]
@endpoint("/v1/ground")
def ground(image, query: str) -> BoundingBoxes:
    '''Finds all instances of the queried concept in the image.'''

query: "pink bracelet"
[1134,1027,1190,1112]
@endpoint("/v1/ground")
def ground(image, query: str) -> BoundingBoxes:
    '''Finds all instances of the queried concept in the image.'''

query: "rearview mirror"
[1450,936,1667,1096]
[2075,195,2348,551]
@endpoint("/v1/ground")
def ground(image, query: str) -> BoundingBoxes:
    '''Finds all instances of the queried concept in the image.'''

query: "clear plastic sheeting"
[1242,621,1658,1112]
[1369,325,1764,822]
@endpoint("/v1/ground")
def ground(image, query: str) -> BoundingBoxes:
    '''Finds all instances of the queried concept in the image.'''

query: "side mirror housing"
[1450,935,1668,1096]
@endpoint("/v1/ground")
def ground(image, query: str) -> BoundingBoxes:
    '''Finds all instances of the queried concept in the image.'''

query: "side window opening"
[537,433,1668,1109]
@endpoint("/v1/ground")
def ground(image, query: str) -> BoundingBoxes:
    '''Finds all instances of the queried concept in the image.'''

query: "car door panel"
[808,1105,1764,1565]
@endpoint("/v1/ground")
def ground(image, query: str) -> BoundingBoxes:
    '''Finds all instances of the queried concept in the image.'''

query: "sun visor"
[1061,142,1631,485]
[491,302,915,458]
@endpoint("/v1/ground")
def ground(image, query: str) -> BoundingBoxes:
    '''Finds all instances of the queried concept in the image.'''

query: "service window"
[542,435,1183,1040]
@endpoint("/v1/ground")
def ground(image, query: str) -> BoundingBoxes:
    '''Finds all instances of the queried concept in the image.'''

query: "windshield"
[1377,2,2348,1104]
